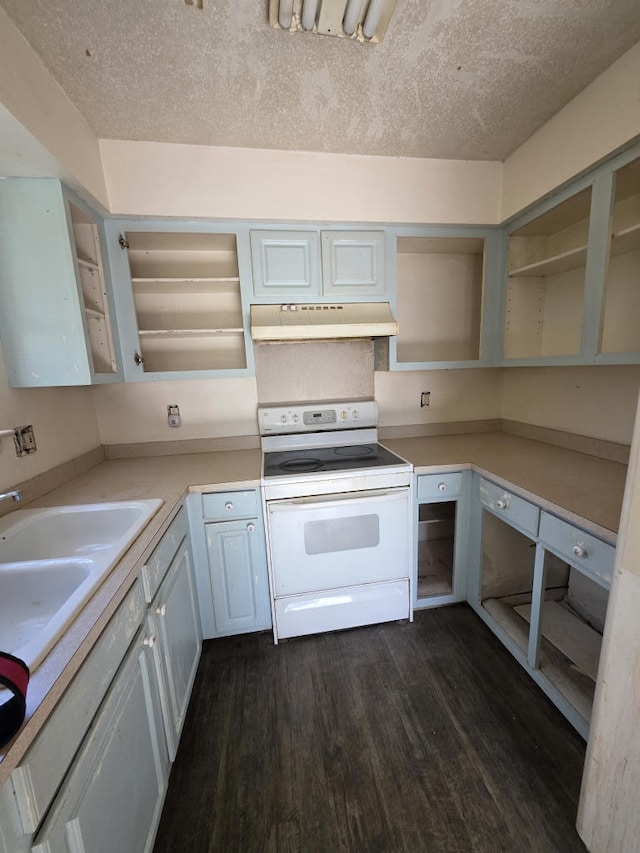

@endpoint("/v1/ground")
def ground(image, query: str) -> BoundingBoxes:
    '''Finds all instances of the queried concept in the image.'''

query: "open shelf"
[76,256,100,272]
[600,157,640,354]
[84,307,106,321]
[131,278,240,292]
[124,231,246,373]
[417,501,455,599]
[483,593,598,723]
[69,201,117,375]
[610,221,640,255]
[508,244,588,278]
[504,188,592,360]
[396,235,484,364]
[139,328,244,338]
[138,333,246,373]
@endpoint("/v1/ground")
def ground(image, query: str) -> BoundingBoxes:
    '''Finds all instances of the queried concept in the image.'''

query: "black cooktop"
[263,442,408,478]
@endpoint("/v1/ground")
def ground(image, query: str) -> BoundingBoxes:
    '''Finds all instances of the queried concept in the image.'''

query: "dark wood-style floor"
[153,605,587,853]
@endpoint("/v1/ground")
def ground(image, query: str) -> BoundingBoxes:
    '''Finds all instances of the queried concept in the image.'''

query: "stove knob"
[341,410,348,419]
[292,414,300,424]
[352,410,359,420]
[280,415,288,424]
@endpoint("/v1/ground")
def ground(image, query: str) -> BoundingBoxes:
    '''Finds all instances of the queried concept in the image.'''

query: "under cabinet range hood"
[250,302,399,341]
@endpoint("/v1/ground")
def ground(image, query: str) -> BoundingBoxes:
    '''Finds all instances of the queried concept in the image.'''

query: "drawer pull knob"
[437,482,447,492]
[144,634,157,648]
[246,522,255,532]
[155,603,167,616]
[225,502,234,511]
[497,498,508,509]
[573,544,587,558]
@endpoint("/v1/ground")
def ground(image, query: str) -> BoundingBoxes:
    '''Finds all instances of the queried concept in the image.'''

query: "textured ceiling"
[2,0,640,161]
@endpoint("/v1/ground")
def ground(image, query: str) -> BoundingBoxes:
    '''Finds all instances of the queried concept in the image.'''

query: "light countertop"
[0,432,628,779]
[384,432,627,539]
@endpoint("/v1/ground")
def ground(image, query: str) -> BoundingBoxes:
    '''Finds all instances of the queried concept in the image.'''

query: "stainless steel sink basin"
[0,499,163,671]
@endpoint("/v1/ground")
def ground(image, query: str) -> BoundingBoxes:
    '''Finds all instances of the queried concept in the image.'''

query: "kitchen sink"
[0,499,163,671]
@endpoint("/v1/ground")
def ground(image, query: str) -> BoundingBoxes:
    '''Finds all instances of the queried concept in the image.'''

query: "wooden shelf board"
[509,244,587,278]
[131,277,240,284]
[84,307,106,321]
[610,222,640,256]
[515,601,602,682]
[76,256,100,271]
[138,328,244,338]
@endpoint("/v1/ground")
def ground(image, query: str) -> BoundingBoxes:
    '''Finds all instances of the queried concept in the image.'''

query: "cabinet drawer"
[479,479,539,536]
[539,512,615,588]
[417,472,462,501]
[141,506,187,603]
[202,490,258,521]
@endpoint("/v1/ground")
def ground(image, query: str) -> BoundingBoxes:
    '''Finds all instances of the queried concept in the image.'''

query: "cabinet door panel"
[0,179,120,387]
[250,231,321,296]
[32,634,168,853]
[152,538,201,761]
[205,519,271,635]
[321,231,385,295]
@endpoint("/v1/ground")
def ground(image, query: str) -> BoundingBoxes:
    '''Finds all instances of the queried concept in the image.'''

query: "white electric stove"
[258,400,413,642]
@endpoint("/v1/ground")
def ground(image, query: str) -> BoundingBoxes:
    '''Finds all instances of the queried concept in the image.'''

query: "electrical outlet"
[420,391,431,408]
[14,425,37,457]
[167,404,181,428]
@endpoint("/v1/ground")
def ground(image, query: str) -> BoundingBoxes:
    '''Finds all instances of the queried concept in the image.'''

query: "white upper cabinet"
[0,179,121,387]
[107,222,254,380]
[250,229,385,299]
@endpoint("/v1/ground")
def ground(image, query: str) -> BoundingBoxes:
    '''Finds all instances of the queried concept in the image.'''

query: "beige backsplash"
[254,340,375,404]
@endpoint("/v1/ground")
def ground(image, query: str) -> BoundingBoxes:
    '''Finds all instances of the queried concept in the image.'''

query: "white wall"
[501,365,640,446]
[91,366,505,447]
[92,377,258,446]
[0,349,101,491]
[100,139,503,225]
[502,40,640,221]
[376,369,503,428]
[0,9,107,207]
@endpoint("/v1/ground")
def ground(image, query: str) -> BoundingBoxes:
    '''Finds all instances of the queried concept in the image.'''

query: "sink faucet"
[0,489,22,503]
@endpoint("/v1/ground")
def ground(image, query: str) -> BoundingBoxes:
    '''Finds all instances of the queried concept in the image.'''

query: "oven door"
[266,487,411,596]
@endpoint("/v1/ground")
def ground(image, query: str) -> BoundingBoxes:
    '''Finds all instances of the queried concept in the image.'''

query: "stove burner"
[333,444,375,459]
[279,457,324,473]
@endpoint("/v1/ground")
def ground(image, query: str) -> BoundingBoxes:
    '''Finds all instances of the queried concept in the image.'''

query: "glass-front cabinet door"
[503,186,592,362]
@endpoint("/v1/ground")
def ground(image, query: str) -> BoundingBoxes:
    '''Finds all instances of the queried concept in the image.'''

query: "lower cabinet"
[0,505,201,853]
[414,471,470,609]
[147,535,201,762]
[31,628,168,853]
[187,490,272,638]
[468,475,615,738]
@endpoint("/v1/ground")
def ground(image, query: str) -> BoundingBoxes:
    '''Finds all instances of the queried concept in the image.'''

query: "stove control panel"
[258,400,377,435]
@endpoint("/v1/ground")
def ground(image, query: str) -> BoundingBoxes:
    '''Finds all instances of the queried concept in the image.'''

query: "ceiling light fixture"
[268,0,398,43]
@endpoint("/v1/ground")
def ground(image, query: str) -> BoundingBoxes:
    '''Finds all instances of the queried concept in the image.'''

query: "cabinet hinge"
[118,234,130,250]
[134,351,144,366]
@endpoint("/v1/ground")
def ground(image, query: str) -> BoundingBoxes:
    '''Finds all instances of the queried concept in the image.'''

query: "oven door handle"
[267,487,409,512]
